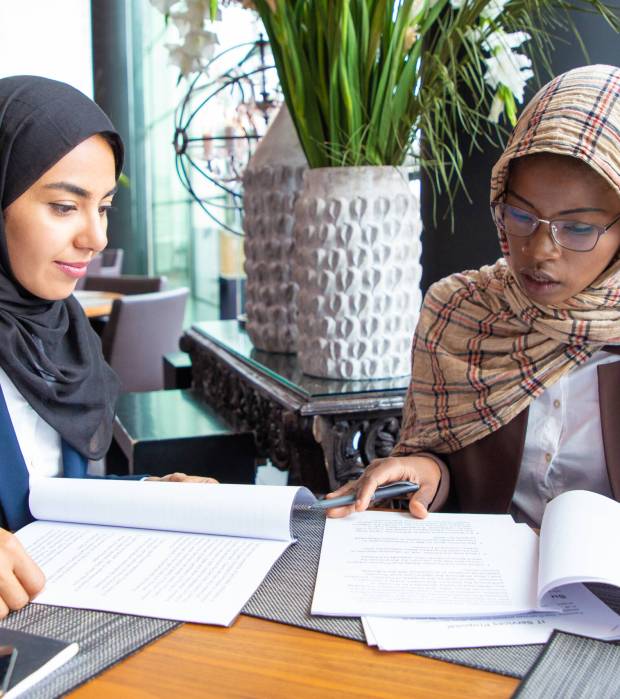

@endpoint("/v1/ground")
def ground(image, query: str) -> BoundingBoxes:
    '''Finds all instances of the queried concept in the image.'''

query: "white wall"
[0,0,93,96]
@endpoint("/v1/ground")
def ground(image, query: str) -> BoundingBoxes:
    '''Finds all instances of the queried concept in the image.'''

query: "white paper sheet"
[19,479,316,626]
[312,511,541,618]
[28,478,314,541]
[362,617,377,646]
[364,583,620,651]
[17,521,290,626]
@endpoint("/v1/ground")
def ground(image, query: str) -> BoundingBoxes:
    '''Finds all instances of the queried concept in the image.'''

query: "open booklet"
[15,478,314,626]
[311,490,620,619]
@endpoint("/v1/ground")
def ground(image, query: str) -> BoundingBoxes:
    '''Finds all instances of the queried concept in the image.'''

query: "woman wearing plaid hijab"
[328,64,620,526]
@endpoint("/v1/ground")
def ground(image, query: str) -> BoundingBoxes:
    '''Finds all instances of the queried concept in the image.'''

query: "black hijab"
[0,75,124,460]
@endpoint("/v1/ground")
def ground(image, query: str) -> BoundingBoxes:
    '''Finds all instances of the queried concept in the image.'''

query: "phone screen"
[0,645,17,694]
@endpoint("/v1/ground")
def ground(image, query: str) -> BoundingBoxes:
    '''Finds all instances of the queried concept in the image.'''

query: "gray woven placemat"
[513,631,620,698]
[243,510,620,679]
[0,605,179,698]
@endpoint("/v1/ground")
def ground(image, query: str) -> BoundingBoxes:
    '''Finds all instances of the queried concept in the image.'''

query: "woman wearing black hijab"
[0,76,213,618]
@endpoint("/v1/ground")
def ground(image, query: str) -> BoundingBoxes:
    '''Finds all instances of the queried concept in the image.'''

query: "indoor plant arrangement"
[251,0,617,179]
[153,0,619,378]
[253,0,619,379]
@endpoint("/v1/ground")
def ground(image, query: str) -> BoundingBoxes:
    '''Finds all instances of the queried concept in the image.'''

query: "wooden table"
[74,290,121,318]
[69,616,519,698]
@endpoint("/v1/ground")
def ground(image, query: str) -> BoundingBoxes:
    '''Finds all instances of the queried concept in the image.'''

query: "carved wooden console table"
[181,321,410,493]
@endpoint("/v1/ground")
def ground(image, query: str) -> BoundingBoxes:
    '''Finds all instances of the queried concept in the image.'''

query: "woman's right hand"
[0,529,45,618]
[325,454,442,519]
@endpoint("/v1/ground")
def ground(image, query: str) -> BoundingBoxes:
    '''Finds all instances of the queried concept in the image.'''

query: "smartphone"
[0,645,18,697]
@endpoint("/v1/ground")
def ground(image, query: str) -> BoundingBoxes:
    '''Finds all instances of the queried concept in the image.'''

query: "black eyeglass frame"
[490,201,620,253]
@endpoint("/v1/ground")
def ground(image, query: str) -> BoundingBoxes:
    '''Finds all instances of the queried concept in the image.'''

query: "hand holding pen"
[324,454,444,519]
[307,481,420,511]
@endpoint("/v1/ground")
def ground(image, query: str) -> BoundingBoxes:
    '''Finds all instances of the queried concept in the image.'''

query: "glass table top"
[191,320,411,400]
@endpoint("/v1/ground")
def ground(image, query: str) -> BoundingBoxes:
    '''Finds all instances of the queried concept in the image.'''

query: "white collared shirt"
[511,350,616,526]
[0,365,62,478]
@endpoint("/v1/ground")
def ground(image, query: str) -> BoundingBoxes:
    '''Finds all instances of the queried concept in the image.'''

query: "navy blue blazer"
[0,386,137,532]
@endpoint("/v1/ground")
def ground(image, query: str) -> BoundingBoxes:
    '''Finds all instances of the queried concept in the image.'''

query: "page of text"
[17,520,291,625]
[312,512,539,618]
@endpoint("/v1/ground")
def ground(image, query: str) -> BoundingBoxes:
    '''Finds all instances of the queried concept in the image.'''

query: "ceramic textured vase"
[294,166,422,380]
[242,106,307,353]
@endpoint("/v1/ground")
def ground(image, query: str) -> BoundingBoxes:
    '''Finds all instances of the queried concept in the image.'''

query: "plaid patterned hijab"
[396,64,620,455]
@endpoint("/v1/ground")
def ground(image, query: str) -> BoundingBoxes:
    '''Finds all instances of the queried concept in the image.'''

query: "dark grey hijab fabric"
[0,75,123,459]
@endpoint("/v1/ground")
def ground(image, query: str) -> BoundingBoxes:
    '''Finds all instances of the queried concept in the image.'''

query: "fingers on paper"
[326,457,405,518]
[407,456,442,519]
[326,454,443,519]
[408,492,431,519]
[0,529,45,617]
[146,473,220,484]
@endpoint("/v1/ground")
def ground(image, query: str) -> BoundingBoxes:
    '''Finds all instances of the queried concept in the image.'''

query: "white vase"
[242,105,307,353]
[294,166,422,379]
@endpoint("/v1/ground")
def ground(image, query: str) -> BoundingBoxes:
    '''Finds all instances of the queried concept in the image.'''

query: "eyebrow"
[43,181,118,199]
[506,189,606,215]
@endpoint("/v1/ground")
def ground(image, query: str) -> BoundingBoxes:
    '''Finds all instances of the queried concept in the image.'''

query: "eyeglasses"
[491,202,620,252]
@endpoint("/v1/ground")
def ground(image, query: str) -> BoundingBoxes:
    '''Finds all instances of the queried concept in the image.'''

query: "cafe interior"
[1,1,620,697]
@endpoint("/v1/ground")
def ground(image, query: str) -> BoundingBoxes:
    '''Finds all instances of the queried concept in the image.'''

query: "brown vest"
[444,354,620,513]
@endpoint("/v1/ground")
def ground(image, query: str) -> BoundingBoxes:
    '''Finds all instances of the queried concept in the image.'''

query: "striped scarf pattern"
[396,64,620,456]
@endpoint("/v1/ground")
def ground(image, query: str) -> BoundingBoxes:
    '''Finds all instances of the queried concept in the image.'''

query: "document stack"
[311,490,620,650]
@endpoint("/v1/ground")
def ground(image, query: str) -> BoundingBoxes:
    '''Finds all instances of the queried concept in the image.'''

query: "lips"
[520,268,559,284]
[54,260,89,280]
[518,267,562,297]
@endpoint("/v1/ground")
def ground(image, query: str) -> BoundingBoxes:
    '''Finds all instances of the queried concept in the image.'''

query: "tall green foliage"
[251,0,619,194]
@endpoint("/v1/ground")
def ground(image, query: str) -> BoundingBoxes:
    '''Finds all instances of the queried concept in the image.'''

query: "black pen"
[304,481,420,511]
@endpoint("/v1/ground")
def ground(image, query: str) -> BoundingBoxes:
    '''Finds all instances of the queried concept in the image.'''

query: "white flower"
[488,92,505,122]
[169,4,209,35]
[165,28,219,76]
[484,29,530,53]
[465,25,530,55]
[484,51,533,103]
[481,0,510,21]
[185,28,219,55]
[449,0,468,8]
[166,44,199,76]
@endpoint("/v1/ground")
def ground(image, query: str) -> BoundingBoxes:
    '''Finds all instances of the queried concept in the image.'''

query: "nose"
[519,220,560,261]
[75,210,108,253]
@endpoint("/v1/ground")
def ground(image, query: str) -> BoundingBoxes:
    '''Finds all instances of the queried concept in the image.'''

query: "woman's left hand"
[145,473,219,484]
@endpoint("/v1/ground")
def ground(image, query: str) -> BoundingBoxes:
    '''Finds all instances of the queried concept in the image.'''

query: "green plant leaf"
[247,0,620,196]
